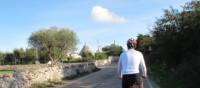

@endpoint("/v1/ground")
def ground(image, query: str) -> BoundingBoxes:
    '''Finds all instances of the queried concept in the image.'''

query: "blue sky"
[0,0,190,52]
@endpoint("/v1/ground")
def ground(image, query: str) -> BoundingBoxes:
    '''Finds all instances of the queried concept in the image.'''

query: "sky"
[0,0,191,52]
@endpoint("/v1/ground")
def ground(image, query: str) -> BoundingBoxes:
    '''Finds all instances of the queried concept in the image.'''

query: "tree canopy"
[29,27,78,65]
[102,43,123,56]
[150,1,200,87]
[79,44,93,61]
[136,34,154,53]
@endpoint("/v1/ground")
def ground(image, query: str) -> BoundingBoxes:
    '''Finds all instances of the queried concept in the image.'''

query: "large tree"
[28,27,78,65]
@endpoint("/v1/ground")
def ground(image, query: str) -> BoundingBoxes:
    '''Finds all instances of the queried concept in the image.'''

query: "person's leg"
[139,80,144,88]
[131,84,137,88]
[123,74,136,88]
[122,76,125,88]
[123,74,142,88]
[135,74,144,88]
[122,75,128,88]
[129,74,137,88]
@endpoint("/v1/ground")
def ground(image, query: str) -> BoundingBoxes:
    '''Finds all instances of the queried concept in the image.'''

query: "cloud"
[91,5,126,24]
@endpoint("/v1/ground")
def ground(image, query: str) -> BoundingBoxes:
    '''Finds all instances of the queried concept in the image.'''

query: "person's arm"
[118,54,122,79]
[139,53,147,78]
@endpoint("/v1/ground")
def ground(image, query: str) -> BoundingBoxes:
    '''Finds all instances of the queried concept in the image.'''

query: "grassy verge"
[150,64,185,88]
[0,70,14,75]
[30,80,63,88]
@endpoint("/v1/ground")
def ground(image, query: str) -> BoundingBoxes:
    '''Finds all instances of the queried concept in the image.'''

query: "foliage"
[94,52,107,60]
[13,48,26,64]
[29,27,78,65]
[136,34,154,53]
[0,52,5,64]
[37,49,48,63]
[81,52,93,61]
[25,48,37,64]
[80,44,93,61]
[102,44,123,56]
[13,48,37,64]
[30,80,63,88]
[150,64,185,88]
[4,53,15,65]
[0,70,14,75]
[0,48,37,65]
[150,1,200,87]
[152,1,200,67]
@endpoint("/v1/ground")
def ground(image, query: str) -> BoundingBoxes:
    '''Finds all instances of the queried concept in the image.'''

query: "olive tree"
[28,27,78,65]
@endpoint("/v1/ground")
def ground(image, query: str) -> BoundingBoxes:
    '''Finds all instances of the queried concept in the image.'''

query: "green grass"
[150,64,185,88]
[0,70,14,75]
[30,80,63,88]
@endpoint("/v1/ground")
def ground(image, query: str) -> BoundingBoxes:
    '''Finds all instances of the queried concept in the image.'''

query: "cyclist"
[118,38,147,88]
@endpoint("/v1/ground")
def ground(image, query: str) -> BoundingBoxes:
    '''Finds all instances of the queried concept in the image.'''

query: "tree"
[80,44,93,61]
[25,48,37,64]
[94,52,107,60]
[4,53,15,65]
[136,34,154,66]
[150,1,200,87]
[102,43,123,56]
[13,48,26,64]
[28,27,78,65]
[136,34,154,53]
[0,52,5,65]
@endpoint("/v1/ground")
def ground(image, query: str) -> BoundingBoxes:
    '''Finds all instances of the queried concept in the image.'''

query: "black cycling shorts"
[122,73,142,88]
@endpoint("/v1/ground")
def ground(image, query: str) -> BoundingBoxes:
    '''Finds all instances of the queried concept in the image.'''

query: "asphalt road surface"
[55,64,159,88]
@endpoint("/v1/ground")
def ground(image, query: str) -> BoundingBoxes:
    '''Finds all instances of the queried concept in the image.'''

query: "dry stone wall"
[0,58,117,88]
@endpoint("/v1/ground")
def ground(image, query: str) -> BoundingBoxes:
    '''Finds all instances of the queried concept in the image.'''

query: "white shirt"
[118,49,147,77]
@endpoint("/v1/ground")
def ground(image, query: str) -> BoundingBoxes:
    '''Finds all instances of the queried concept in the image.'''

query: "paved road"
[55,64,158,88]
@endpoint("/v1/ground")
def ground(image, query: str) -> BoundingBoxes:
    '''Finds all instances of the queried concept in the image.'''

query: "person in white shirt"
[118,38,147,88]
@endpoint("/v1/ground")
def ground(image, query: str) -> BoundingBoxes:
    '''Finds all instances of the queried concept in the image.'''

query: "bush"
[175,53,200,88]
[150,64,185,88]
[94,52,107,60]
[102,44,123,56]
[149,1,200,88]
[80,44,94,61]
[81,52,94,61]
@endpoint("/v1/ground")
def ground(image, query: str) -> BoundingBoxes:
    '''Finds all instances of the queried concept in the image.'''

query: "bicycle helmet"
[127,38,137,49]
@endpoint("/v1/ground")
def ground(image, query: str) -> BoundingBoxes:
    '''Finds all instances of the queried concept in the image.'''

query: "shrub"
[94,52,107,60]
